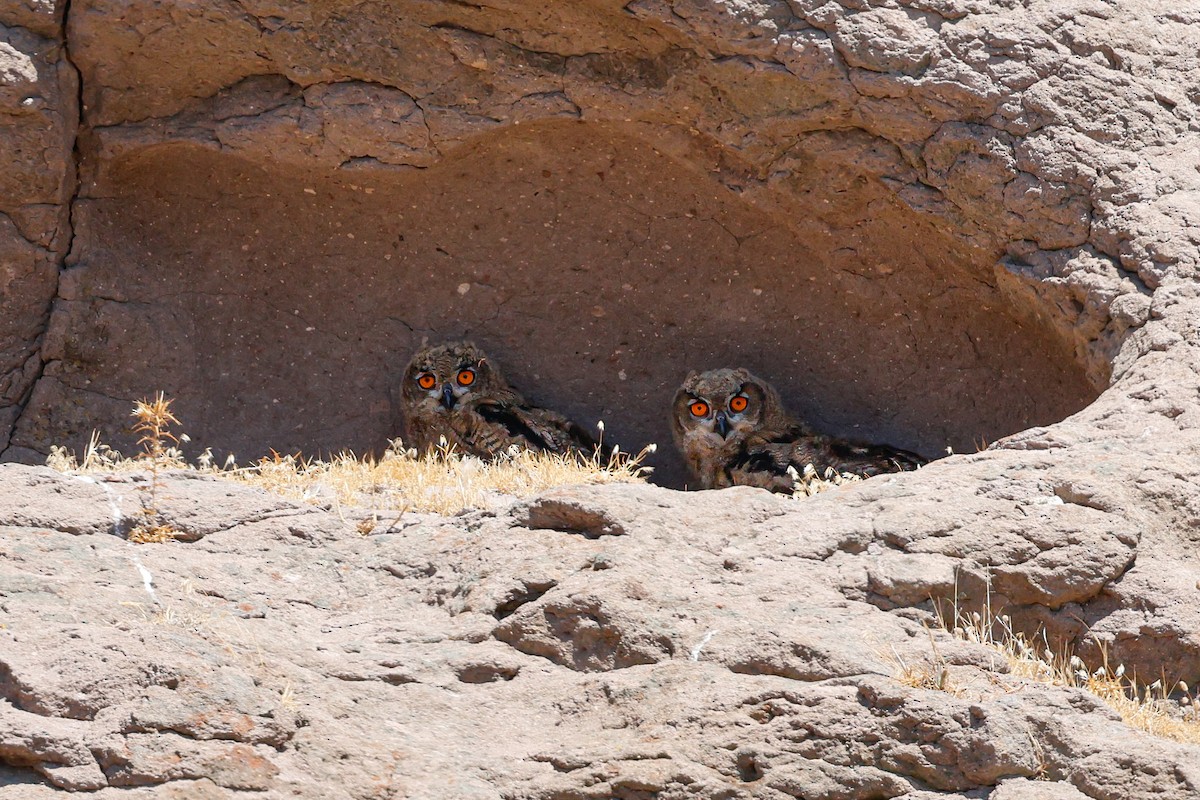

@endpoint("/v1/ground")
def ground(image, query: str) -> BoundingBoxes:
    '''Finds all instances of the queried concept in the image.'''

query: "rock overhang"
[8,0,1187,486]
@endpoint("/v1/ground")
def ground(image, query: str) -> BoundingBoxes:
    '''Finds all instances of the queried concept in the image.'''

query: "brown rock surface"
[5,0,1200,797]
[0,0,75,453]
[9,0,1195,481]
[2,457,1200,798]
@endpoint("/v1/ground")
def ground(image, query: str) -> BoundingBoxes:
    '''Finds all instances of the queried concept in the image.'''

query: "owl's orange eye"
[456,369,476,387]
[689,401,710,418]
[729,395,748,413]
[417,373,436,390]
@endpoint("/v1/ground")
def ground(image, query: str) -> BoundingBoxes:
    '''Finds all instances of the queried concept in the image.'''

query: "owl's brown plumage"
[401,341,603,459]
[671,368,925,493]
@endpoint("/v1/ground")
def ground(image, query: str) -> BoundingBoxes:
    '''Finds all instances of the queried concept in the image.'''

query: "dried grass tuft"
[228,438,654,515]
[938,594,1200,745]
[49,400,654,517]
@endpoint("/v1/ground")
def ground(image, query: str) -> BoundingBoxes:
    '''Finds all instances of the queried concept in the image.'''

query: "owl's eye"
[417,373,436,390]
[456,369,476,387]
[689,401,710,418]
[729,395,749,413]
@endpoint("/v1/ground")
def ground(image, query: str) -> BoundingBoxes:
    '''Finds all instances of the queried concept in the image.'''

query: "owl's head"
[401,341,506,413]
[671,367,786,445]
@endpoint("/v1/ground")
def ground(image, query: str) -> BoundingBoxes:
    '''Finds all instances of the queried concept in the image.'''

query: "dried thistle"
[132,393,181,462]
[128,393,183,543]
[128,522,180,545]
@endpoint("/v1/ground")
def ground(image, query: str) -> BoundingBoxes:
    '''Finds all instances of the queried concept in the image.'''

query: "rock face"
[3,461,1200,799]
[5,1,1200,797]
[0,2,75,453]
[6,0,1196,482]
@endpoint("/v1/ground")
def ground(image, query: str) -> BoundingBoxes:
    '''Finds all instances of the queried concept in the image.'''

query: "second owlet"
[671,367,925,493]
[401,341,604,459]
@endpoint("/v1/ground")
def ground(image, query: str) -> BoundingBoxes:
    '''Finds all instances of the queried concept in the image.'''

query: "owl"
[401,341,604,460]
[671,368,925,493]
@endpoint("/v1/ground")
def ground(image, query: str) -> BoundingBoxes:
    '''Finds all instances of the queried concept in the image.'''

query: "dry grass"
[937,598,1200,745]
[127,522,181,544]
[890,652,959,696]
[120,599,217,632]
[48,397,655,516]
[47,396,872,517]
[48,428,185,475]
[229,438,655,516]
[885,623,963,697]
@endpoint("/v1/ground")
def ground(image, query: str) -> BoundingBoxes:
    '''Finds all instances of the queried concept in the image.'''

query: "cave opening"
[21,120,1100,487]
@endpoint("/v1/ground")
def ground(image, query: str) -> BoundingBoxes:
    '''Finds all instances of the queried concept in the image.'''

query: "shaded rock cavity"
[16,123,1097,485]
[9,0,1175,485]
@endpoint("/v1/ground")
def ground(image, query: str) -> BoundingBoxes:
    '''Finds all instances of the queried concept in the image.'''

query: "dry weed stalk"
[128,393,185,544]
[889,647,958,695]
[886,624,963,696]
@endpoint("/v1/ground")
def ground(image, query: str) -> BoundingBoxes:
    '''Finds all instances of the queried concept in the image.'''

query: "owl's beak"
[440,385,457,410]
[715,412,729,438]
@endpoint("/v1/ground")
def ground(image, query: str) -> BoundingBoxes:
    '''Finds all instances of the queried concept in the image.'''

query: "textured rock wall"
[6,3,1200,795]
[0,1,75,452]
[5,0,1195,482]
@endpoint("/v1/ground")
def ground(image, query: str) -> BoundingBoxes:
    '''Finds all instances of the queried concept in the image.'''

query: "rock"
[0,464,121,536]
[991,779,1093,800]
[4,1,1200,796]
[2,463,1200,797]
[0,704,106,790]
[513,491,629,538]
[0,15,75,453]
[9,0,1196,483]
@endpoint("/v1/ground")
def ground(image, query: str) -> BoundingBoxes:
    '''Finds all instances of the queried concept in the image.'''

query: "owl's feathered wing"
[476,401,608,459]
[730,424,925,493]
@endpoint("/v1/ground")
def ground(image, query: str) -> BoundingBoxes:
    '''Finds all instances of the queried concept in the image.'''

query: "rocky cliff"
[6,0,1195,481]
[4,0,1200,797]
